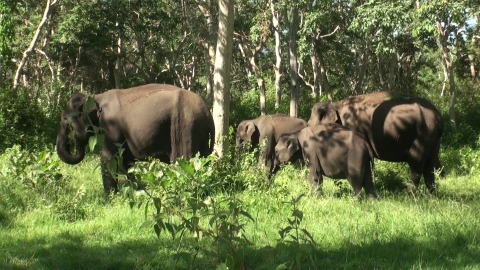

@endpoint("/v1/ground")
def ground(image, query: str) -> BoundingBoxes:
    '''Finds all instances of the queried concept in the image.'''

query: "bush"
[0,88,58,151]
[0,145,87,224]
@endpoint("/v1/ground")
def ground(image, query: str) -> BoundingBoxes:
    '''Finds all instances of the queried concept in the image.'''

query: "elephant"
[274,124,378,198]
[56,83,215,195]
[235,114,307,175]
[308,91,443,193]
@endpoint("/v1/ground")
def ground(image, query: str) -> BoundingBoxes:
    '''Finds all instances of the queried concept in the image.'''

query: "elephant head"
[308,103,339,126]
[274,133,301,164]
[235,120,259,148]
[56,93,97,164]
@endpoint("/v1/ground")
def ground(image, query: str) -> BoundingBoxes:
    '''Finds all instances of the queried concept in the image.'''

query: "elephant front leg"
[308,167,323,195]
[101,159,119,197]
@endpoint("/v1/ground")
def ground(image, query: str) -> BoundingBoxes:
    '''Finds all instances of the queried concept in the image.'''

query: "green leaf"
[239,210,255,222]
[292,194,305,204]
[88,136,97,152]
[276,263,289,270]
[153,223,161,238]
[84,95,96,112]
[177,159,195,176]
[215,263,229,270]
[292,209,303,221]
[140,220,155,230]
[301,228,316,244]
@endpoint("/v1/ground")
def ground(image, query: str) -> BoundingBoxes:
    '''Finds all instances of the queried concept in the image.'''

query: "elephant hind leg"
[423,157,437,193]
[362,163,378,199]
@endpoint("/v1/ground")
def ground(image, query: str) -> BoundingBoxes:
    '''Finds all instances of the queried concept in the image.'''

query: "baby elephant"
[274,123,378,199]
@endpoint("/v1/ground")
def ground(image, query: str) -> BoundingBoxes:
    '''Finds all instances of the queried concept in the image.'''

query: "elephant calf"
[274,124,378,199]
[236,114,307,175]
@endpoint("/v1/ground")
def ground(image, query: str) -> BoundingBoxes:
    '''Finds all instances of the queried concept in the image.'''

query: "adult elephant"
[56,84,215,195]
[236,114,307,175]
[308,91,443,193]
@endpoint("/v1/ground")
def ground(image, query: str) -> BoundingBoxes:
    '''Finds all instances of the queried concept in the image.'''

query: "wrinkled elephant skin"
[56,84,215,195]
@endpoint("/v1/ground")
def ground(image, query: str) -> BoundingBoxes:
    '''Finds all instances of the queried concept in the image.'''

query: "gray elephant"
[274,124,378,198]
[56,84,215,195]
[236,114,307,174]
[308,91,443,193]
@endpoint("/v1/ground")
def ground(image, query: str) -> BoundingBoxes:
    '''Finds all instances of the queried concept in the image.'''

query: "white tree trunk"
[212,0,234,157]
[271,0,282,109]
[288,5,299,118]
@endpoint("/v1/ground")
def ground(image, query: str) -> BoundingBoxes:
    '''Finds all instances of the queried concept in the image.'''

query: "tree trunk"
[198,0,216,102]
[436,19,456,127]
[114,34,123,89]
[310,45,319,101]
[317,50,333,102]
[271,0,282,109]
[13,0,56,90]
[237,37,266,115]
[212,0,234,157]
[288,4,299,118]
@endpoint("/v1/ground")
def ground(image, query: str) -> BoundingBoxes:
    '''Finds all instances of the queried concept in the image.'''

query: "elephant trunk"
[56,122,87,165]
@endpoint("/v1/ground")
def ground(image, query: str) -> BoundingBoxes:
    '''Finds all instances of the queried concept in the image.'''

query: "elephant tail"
[365,140,375,182]
[208,114,215,155]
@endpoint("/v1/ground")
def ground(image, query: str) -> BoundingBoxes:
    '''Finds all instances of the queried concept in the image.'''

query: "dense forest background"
[0,0,479,151]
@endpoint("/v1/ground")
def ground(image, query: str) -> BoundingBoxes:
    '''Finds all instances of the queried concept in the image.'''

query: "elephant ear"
[323,104,339,124]
[289,136,301,154]
[309,103,339,125]
[245,121,260,146]
[245,121,257,139]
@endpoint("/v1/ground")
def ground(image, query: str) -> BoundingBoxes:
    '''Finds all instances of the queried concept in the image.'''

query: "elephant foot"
[406,182,418,194]
[310,184,323,197]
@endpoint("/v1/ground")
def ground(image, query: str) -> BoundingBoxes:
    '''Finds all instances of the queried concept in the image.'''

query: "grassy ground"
[1,155,479,270]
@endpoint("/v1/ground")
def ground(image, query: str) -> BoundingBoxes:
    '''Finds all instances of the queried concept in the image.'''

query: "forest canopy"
[0,0,479,151]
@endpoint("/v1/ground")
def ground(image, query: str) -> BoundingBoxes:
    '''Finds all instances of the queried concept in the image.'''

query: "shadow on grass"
[248,234,479,269]
[2,228,479,270]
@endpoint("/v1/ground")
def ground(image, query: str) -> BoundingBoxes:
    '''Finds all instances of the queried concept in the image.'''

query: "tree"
[288,3,299,117]
[13,0,57,90]
[212,0,234,157]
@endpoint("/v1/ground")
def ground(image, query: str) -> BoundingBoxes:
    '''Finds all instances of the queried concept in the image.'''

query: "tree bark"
[198,0,216,102]
[236,35,267,115]
[288,4,299,118]
[212,0,234,157]
[271,0,282,109]
[13,0,56,90]
[436,19,456,127]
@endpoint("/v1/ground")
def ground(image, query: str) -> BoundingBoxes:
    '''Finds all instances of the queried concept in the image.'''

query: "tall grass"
[0,146,479,269]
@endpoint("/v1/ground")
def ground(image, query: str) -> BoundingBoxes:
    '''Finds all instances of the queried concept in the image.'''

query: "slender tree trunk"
[288,4,299,118]
[212,0,234,157]
[310,44,319,101]
[114,34,123,89]
[436,19,456,127]
[271,0,282,109]
[237,37,266,115]
[468,54,476,81]
[317,50,333,102]
[13,0,56,90]
[198,0,215,102]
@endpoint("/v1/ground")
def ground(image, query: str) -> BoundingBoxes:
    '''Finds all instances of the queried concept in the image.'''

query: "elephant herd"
[56,83,443,198]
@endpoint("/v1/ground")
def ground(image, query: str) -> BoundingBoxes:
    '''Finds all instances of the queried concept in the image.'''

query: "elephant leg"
[362,163,378,199]
[101,160,118,196]
[407,164,422,193]
[423,157,437,194]
[308,167,322,195]
[347,175,363,199]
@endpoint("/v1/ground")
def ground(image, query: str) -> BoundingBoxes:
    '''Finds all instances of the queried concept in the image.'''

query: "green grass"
[1,153,479,270]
